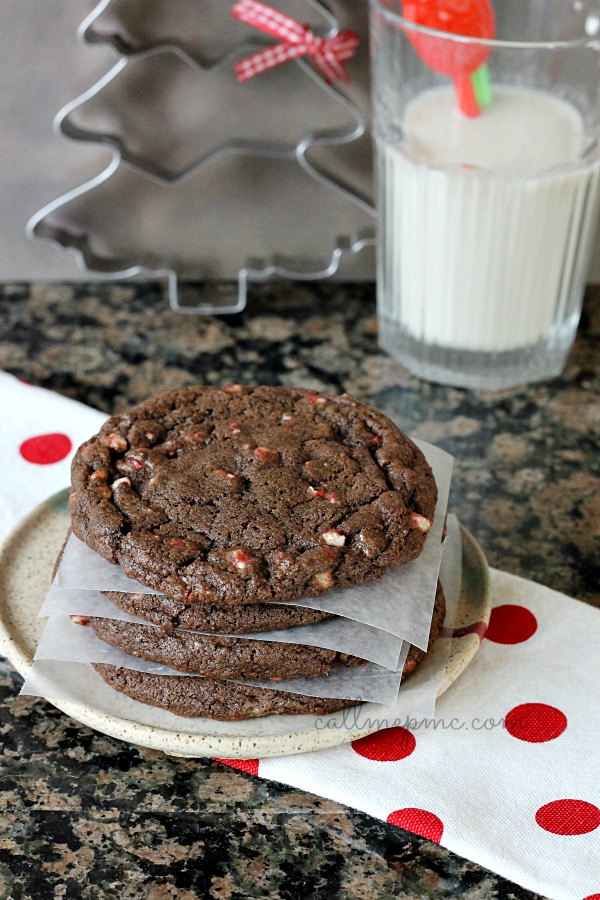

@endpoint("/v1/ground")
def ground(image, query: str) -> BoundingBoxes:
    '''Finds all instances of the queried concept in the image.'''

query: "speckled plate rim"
[0,489,491,759]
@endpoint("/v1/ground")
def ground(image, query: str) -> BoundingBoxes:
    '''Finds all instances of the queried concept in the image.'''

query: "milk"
[377,85,600,354]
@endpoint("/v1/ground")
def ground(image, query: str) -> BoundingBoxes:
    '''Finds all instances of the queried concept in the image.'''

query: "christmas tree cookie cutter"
[27,0,375,313]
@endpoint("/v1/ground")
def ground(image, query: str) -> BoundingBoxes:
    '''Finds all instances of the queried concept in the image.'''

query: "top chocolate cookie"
[70,386,437,606]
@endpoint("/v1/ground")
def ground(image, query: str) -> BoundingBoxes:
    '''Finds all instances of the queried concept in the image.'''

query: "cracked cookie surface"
[70,386,437,606]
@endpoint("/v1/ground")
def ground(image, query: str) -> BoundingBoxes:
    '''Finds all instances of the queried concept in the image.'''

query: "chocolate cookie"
[102,590,333,634]
[85,617,366,680]
[70,386,437,607]
[92,664,359,720]
[89,585,446,720]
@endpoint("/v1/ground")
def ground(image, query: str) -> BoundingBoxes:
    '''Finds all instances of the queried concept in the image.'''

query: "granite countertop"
[0,280,598,899]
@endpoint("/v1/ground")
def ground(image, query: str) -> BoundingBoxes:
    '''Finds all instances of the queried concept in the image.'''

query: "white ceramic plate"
[0,490,491,758]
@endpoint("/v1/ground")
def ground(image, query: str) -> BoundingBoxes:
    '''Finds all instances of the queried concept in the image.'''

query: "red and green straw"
[401,0,496,117]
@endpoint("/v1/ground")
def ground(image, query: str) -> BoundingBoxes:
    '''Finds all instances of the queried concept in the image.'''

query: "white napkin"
[248,573,600,900]
[0,371,106,540]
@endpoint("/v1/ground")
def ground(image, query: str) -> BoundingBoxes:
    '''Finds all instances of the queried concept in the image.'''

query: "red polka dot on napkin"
[352,727,416,761]
[535,800,600,835]
[505,703,567,743]
[387,807,444,843]
[213,758,259,776]
[19,433,72,465]
[485,604,537,644]
[582,894,600,899]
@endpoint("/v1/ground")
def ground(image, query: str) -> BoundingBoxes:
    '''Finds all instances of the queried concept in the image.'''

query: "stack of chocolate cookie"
[67,385,441,721]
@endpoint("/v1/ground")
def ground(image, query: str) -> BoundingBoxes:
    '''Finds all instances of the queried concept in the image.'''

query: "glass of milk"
[369,0,600,389]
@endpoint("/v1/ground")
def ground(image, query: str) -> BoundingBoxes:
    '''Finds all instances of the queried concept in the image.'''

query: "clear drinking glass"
[369,0,600,389]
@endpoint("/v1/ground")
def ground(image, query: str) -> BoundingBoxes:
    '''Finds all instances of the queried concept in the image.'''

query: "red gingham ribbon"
[231,0,359,84]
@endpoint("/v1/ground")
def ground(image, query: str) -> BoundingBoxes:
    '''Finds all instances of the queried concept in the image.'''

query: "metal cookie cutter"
[27,0,375,313]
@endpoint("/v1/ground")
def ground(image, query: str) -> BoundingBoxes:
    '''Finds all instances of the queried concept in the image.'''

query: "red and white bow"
[231,0,360,84]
